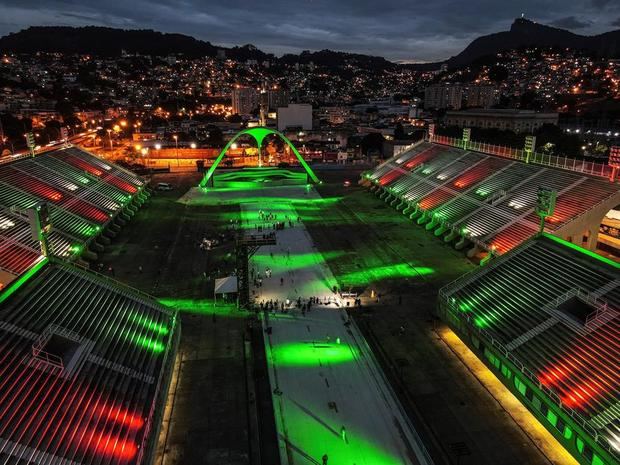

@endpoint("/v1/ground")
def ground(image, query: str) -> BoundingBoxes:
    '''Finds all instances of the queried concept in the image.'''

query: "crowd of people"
[255,295,345,315]
[248,209,302,234]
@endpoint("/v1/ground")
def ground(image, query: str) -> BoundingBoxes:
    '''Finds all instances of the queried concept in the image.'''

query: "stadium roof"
[0,258,178,465]
[0,146,146,286]
[367,142,620,253]
[439,234,620,457]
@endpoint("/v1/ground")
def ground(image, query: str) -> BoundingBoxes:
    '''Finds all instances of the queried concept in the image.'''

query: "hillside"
[447,18,620,68]
[0,26,277,62]
[1,20,620,70]
[0,26,392,69]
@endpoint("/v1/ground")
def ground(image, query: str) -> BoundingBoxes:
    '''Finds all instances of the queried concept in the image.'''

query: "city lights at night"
[0,2,619,465]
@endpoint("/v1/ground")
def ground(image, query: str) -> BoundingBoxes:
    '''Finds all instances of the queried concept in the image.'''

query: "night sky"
[0,0,619,61]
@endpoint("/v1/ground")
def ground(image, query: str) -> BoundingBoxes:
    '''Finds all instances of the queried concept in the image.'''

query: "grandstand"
[0,146,149,288]
[0,257,179,465]
[362,141,620,256]
[437,234,619,465]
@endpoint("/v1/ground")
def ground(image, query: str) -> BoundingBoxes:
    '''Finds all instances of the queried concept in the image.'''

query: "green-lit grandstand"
[0,145,178,465]
[363,141,620,255]
[438,234,619,465]
[1,136,618,465]
[0,146,149,288]
[0,258,179,465]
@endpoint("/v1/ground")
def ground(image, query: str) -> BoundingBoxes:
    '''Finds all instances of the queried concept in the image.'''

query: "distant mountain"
[446,18,620,68]
[0,26,225,57]
[2,20,620,71]
[0,26,389,67]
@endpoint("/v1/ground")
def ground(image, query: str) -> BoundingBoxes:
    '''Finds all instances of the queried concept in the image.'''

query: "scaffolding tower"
[235,233,276,308]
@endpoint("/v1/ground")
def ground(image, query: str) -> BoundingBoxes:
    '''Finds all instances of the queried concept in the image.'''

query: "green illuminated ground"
[239,192,430,464]
[213,167,308,189]
[159,298,245,317]
[94,169,552,465]
[94,172,262,465]
[189,178,441,294]
[300,172,552,465]
[271,341,358,366]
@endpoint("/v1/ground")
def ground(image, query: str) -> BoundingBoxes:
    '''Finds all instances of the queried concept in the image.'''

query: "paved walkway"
[244,199,432,465]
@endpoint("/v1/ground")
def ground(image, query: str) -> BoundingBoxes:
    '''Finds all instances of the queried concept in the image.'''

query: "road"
[243,197,433,465]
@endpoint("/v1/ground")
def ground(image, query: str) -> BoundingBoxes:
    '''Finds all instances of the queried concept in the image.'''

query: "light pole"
[173,135,179,167]
[107,129,113,151]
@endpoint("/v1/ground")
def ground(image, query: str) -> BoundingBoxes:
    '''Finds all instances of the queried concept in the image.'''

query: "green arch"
[199,127,320,187]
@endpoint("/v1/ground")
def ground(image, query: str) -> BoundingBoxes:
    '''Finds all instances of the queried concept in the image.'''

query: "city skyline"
[0,0,619,61]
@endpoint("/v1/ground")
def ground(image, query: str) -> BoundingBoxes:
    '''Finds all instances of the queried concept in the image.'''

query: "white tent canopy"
[214,276,238,294]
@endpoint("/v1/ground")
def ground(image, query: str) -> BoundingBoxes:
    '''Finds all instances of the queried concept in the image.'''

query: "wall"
[553,191,620,251]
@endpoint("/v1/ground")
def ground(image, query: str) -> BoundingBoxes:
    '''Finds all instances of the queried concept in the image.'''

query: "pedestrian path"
[243,199,433,465]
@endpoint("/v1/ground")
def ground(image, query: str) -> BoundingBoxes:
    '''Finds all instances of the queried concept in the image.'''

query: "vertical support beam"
[462,128,471,151]
[609,146,620,183]
[236,243,250,308]
[524,135,536,164]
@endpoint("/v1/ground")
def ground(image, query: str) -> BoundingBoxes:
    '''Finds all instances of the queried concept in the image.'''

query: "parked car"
[156,182,173,191]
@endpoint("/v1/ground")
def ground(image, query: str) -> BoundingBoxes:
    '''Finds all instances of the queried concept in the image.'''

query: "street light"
[106,129,113,151]
[173,135,179,167]
[190,142,197,149]
[1,136,14,155]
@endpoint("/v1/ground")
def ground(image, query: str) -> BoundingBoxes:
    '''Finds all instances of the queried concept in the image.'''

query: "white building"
[277,104,313,132]
[445,109,559,133]
[232,86,258,115]
[424,84,463,110]
[465,85,499,109]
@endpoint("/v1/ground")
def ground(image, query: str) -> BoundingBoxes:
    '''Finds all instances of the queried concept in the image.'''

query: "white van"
[156,182,173,191]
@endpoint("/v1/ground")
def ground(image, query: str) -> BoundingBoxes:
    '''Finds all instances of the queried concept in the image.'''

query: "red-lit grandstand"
[438,234,620,465]
[0,146,148,288]
[365,141,620,255]
[0,259,179,465]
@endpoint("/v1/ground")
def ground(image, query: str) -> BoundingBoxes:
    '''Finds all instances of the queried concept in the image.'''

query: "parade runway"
[243,198,432,465]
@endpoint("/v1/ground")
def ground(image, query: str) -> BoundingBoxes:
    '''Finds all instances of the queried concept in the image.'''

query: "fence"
[432,135,614,180]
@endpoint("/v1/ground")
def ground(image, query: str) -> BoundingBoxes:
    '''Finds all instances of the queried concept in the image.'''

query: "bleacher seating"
[438,234,620,465]
[0,146,148,286]
[364,141,620,255]
[0,259,179,465]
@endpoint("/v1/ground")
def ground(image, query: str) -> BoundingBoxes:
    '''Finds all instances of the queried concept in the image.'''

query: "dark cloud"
[592,0,615,8]
[549,16,592,29]
[0,0,616,61]
[612,17,620,27]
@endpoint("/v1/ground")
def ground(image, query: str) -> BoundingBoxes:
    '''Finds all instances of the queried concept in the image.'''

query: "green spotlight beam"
[198,127,320,187]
